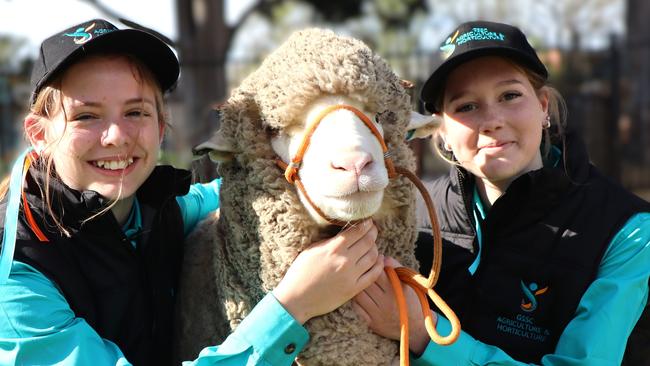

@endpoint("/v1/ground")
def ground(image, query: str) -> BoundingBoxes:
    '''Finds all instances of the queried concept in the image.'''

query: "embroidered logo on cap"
[520,280,548,312]
[439,27,506,60]
[439,30,459,59]
[64,22,115,45]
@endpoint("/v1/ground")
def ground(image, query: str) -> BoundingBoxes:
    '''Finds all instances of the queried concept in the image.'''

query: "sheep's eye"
[374,113,381,124]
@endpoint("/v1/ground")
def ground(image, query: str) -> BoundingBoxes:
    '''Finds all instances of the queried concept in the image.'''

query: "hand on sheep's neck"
[272,219,383,324]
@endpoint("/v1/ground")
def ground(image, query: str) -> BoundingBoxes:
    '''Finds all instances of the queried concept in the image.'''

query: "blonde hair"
[431,57,567,165]
[0,177,8,201]
[3,53,168,236]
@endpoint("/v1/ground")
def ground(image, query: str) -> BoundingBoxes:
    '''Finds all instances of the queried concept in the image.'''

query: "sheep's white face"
[271,95,389,225]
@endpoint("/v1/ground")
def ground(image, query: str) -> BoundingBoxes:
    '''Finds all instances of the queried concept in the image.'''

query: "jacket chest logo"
[520,280,549,312]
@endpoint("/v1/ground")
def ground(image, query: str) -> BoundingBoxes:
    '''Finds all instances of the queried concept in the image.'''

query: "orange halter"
[275,104,460,365]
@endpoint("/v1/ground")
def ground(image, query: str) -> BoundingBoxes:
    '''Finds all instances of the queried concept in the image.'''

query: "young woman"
[0,19,383,365]
[353,20,650,365]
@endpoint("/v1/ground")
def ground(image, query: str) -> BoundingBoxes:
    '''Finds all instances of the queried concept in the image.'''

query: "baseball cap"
[420,20,548,113]
[29,19,179,104]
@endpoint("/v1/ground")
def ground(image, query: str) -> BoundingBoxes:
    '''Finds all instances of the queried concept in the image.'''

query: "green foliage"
[373,0,427,29]
[258,0,365,23]
[306,0,364,22]
[0,35,26,66]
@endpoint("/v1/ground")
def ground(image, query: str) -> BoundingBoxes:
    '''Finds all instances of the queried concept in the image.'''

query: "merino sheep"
[175,28,437,365]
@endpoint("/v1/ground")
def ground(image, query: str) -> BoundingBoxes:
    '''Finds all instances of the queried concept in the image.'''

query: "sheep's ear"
[192,131,238,162]
[405,111,442,141]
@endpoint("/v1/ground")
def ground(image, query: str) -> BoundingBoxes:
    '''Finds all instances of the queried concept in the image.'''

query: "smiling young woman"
[26,54,166,224]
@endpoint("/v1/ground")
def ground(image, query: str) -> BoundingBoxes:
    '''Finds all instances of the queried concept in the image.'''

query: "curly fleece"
[176,28,420,365]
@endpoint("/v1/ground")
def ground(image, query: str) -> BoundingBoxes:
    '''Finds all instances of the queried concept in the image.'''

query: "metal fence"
[555,35,650,195]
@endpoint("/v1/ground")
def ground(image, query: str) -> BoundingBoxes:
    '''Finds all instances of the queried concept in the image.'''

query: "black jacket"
[416,131,650,363]
[0,163,192,366]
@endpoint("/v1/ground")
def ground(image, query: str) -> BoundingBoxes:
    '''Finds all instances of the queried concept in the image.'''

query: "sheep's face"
[271,95,389,225]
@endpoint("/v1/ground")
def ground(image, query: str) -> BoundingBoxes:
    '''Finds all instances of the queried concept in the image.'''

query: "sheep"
[175,28,440,366]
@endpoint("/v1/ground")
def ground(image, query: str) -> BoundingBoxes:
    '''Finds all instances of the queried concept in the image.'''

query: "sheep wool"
[176,28,420,365]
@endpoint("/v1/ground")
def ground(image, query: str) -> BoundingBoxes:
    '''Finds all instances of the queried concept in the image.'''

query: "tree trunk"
[625,0,650,165]
[176,0,231,180]
[176,0,230,146]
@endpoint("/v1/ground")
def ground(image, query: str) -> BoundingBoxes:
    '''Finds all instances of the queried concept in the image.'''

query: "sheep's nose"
[331,152,373,174]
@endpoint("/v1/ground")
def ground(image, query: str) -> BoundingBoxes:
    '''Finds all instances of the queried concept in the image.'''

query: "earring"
[543,115,551,129]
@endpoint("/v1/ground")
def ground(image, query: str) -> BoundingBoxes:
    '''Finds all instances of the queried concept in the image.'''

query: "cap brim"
[420,46,547,112]
[36,28,179,95]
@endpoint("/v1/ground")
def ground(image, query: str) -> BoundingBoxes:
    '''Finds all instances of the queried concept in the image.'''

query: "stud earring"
[543,115,551,129]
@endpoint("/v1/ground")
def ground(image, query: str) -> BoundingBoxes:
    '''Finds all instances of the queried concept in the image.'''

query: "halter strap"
[276,159,351,227]
[282,104,396,184]
[277,104,396,226]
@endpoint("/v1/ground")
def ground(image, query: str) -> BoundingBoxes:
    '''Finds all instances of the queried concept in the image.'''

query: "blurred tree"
[421,0,621,49]
[373,0,427,29]
[178,0,427,180]
[625,0,650,164]
[0,35,27,162]
[0,36,26,65]
[534,0,621,48]
[621,0,650,343]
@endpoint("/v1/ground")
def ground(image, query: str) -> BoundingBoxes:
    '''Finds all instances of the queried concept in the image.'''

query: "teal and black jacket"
[414,130,650,365]
[4,165,193,365]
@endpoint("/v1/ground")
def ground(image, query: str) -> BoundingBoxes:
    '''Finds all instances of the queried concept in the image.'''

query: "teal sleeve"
[183,293,310,366]
[176,178,221,236]
[0,261,309,366]
[412,212,650,366]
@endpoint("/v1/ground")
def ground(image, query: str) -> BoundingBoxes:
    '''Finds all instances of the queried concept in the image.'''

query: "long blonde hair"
[1,53,168,236]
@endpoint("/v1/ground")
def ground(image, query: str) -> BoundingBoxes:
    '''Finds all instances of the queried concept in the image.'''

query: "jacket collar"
[23,163,192,234]
[450,128,591,210]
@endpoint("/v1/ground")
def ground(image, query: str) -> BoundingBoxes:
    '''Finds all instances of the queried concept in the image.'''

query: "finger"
[354,288,381,312]
[384,256,402,268]
[347,224,378,257]
[330,219,374,250]
[357,253,384,288]
[351,300,372,324]
[363,270,390,297]
[355,239,379,268]
[359,283,385,309]
[374,267,392,293]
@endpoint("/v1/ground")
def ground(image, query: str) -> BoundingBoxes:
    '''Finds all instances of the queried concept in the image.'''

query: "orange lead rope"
[275,104,460,365]
[386,167,461,366]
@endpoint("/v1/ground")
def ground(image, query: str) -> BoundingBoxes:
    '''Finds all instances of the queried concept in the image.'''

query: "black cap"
[30,19,179,104]
[420,21,548,113]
